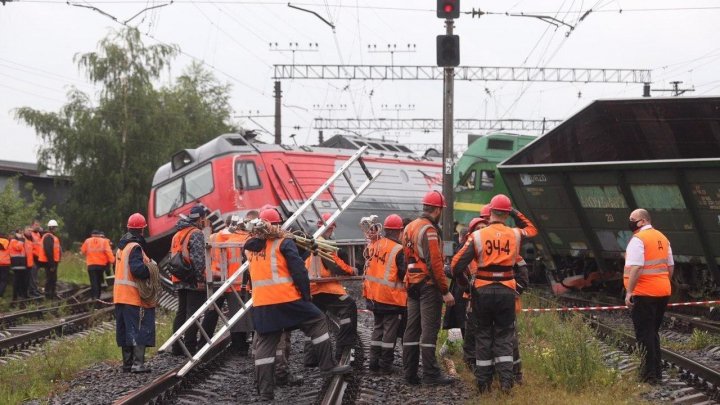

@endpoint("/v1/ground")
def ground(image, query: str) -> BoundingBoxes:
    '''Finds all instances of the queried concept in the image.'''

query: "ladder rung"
[343,171,358,195]
[213,302,229,327]
[328,189,342,209]
[357,157,373,179]
[195,318,213,344]
[179,340,193,359]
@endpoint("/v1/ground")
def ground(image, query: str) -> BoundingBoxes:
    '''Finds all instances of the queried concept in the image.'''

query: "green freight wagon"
[498,97,720,298]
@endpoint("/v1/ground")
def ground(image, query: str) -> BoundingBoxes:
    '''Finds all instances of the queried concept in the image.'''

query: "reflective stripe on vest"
[249,238,302,306]
[113,242,151,307]
[252,239,293,287]
[623,228,671,297]
[363,239,406,307]
[472,225,521,290]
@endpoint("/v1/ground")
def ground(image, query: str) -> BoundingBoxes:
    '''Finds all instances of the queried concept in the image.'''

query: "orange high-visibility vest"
[8,239,27,270]
[37,233,61,263]
[81,236,115,266]
[209,231,248,292]
[113,242,152,308]
[248,238,301,306]
[402,217,440,285]
[305,239,354,296]
[31,231,42,258]
[623,228,671,297]
[363,238,406,307]
[0,238,9,266]
[471,223,521,291]
[170,227,201,283]
[24,238,34,267]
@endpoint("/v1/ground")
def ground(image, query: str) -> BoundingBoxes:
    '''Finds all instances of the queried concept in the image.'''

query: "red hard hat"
[319,213,336,228]
[422,190,446,208]
[127,213,147,229]
[383,214,404,230]
[480,204,492,218]
[490,194,513,212]
[259,208,282,224]
[468,217,486,233]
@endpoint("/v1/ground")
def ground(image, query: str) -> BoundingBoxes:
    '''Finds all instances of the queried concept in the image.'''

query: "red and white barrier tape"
[522,300,720,313]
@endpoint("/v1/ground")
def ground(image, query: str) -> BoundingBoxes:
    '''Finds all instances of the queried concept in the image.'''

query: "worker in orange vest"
[0,234,10,298]
[304,213,358,365]
[81,230,116,299]
[205,213,254,355]
[364,214,407,375]
[27,224,43,297]
[38,220,62,299]
[624,208,673,385]
[247,208,351,401]
[9,230,30,300]
[114,213,155,373]
[169,205,210,355]
[452,194,523,394]
[402,191,456,386]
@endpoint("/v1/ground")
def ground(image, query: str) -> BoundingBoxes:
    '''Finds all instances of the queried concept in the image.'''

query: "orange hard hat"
[480,204,492,218]
[490,194,513,212]
[383,214,404,230]
[127,213,147,229]
[259,208,282,224]
[422,190,446,208]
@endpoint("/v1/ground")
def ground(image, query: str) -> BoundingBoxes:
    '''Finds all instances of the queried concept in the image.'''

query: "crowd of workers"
[0,220,63,301]
[9,188,670,398]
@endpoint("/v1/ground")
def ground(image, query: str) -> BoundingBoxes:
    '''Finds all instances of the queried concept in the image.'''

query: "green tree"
[0,178,61,235]
[16,28,236,243]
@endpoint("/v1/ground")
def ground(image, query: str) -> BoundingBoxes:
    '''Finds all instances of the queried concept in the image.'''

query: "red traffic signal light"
[437,0,460,19]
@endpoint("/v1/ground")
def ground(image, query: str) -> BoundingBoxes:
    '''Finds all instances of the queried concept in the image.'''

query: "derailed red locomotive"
[498,96,720,298]
[145,133,442,261]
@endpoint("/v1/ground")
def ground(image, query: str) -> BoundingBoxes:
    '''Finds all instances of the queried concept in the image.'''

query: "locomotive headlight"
[171,150,194,171]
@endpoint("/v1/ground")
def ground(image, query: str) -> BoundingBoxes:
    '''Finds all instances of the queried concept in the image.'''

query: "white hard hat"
[47,219,59,227]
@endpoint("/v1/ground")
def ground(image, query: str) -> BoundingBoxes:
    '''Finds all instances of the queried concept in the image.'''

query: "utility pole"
[441,17,455,256]
[274,81,282,144]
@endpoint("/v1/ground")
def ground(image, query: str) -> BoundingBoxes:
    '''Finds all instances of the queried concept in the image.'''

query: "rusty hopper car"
[497,97,720,298]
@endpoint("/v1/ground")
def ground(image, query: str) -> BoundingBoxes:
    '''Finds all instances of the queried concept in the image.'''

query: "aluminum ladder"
[158,146,381,377]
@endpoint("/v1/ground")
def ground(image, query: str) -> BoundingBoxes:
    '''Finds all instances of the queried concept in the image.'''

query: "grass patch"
[0,309,174,405]
[57,252,91,285]
[664,329,720,351]
[450,292,648,404]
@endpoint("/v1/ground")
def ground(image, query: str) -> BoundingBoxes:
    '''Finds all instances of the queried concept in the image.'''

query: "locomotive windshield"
[155,163,214,216]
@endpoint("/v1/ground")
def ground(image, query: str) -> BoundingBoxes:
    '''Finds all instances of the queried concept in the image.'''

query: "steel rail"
[0,305,115,354]
[112,334,230,405]
[0,299,107,328]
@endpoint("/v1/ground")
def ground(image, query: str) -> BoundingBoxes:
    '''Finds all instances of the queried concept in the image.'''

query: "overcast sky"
[2,0,720,164]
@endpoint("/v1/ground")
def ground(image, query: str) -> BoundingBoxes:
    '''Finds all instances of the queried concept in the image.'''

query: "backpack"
[167,229,197,283]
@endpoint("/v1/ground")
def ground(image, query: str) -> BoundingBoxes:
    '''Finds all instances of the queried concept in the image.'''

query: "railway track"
[534,292,720,404]
[8,282,87,309]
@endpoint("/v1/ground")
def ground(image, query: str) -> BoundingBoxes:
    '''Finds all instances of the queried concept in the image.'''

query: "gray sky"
[2,0,720,163]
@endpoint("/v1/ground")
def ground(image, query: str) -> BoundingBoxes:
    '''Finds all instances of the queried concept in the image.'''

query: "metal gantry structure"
[312,118,563,132]
[273,64,652,83]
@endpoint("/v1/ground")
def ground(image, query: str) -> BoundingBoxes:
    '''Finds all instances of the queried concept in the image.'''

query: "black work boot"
[131,345,151,373]
[121,346,134,372]
[422,374,455,385]
[231,332,249,356]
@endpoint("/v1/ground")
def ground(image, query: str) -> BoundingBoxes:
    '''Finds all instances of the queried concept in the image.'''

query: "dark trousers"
[472,285,516,387]
[115,304,156,347]
[0,266,9,297]
[40,263,58,298]
[631,295,669,382]
[173,289,209,350]
[464,305,523,380]
[255,315,336,397]
[28,261,41,296]
[12,268,29,300]
[370,311,404,370]
[88,265,105,299]
[402,283,443,379]
[304,293,358,365]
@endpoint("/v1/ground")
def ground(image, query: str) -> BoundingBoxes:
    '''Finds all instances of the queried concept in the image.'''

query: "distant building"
[0,160,71,211]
